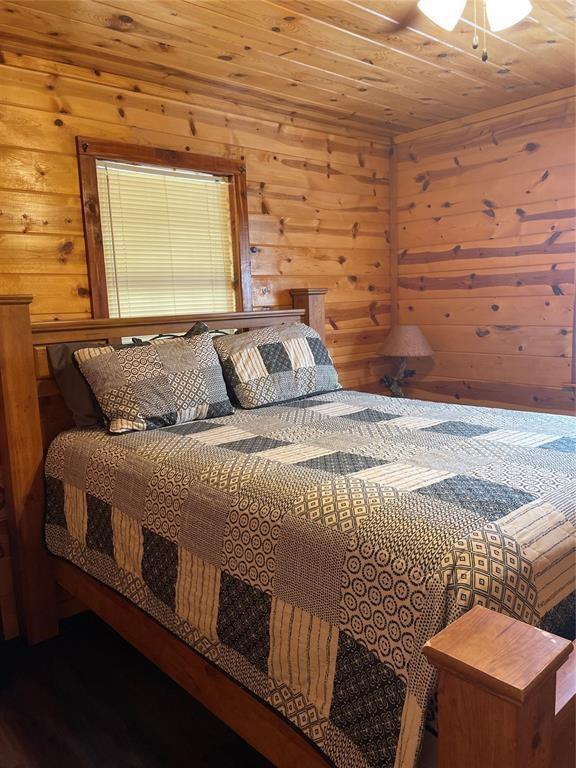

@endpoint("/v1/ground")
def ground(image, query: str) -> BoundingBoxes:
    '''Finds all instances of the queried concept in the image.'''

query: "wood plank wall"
[0,50,392,392]
[394,89,576,415]
[0,50,390,639]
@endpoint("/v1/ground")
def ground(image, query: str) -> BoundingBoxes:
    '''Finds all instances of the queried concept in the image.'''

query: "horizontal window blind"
[96,160,236,318]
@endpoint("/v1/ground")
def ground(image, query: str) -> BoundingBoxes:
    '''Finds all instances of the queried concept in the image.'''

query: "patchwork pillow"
[50,326,230,428]
[214,323,340,409]
[74,333,233,434]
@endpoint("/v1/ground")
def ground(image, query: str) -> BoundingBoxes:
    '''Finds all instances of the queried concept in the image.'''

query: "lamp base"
[381,357,416,397]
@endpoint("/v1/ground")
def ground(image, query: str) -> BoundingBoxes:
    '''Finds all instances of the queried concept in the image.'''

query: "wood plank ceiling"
[0,0,574,137]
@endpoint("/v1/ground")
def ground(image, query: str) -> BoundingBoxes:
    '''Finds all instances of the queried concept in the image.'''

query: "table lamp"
[381,325,433,397]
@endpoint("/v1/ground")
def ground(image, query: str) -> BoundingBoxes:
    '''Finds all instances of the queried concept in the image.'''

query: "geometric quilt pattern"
[75,332,233,433]
[440,522,539,624]
[44,388,576,768]
[416,475,536,520]
[214,323,341,409]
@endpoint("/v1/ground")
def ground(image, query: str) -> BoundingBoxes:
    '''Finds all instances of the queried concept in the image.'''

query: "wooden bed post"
[424,605,574,768]
[290,288,327,343]
[0,296,58,643]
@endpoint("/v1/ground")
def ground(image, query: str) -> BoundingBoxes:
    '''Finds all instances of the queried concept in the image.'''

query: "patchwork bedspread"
[45,390,576,768]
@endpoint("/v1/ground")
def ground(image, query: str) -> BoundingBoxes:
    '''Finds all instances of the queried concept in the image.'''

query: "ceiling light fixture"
[417,0,532,61]
[417,0,467,32]
[484,0,533,32]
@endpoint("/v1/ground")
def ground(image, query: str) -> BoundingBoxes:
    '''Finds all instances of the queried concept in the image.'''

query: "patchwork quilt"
[44,391,576,768]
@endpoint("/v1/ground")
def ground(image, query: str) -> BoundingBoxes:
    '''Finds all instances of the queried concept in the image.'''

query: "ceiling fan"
[393,0,533,61]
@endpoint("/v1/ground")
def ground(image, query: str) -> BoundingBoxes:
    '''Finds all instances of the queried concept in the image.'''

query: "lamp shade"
[381,325,433,358]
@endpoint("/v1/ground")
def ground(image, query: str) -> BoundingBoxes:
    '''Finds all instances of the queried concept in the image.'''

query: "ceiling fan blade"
[387,2,421,32]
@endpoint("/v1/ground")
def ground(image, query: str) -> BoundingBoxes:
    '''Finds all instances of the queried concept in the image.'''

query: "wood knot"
[109,14,133,30]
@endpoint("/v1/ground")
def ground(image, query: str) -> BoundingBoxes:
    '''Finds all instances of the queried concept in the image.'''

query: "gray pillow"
[47,342,104,427]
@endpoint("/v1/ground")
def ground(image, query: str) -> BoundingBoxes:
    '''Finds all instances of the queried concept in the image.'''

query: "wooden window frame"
[76,136,252,317]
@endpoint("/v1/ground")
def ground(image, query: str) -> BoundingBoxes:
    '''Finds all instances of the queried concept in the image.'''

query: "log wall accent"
[0,50,392,391]
[394,89,576,415]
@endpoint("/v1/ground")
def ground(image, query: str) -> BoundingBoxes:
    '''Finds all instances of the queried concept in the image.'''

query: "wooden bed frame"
[0,288,573,768]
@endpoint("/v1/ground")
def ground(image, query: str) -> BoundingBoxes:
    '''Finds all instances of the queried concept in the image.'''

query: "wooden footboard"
[424,605,575,768]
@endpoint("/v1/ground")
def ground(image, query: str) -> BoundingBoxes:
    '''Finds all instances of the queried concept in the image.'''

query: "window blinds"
[96,160,236,318]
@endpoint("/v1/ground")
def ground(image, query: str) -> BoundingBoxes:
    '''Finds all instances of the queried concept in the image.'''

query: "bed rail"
[424,605,575,768]
[0,289,326,643]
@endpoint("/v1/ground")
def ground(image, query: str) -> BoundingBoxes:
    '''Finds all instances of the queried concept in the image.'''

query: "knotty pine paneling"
[0,1,573,136]
[0,51,392,391]
[2,50,573,412]
[395,91,576,414]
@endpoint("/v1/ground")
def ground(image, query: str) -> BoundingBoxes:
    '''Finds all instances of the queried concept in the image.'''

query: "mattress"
[44,390,576,768]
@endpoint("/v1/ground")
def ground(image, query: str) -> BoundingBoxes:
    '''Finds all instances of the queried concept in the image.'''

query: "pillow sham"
[214,323,340,409]
[74,333,233,434]
[48,325,225,428]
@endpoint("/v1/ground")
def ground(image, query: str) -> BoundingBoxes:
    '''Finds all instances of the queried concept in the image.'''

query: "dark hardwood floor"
[0,613,271,768]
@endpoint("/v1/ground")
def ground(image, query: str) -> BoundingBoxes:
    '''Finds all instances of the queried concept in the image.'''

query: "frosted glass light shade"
[485,0,532,31]
[417,0,467,31]
[418,0,532,33]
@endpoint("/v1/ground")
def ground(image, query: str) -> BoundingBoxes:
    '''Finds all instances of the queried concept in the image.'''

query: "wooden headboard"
[0,288,326,643]
[32,293,325,449]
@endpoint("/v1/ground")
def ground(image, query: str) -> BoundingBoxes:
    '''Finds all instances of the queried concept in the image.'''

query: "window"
[97,161,236,317]
[77,138,251,317]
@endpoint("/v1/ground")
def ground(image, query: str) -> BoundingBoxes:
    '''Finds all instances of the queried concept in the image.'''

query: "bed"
[0,289,574,768]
